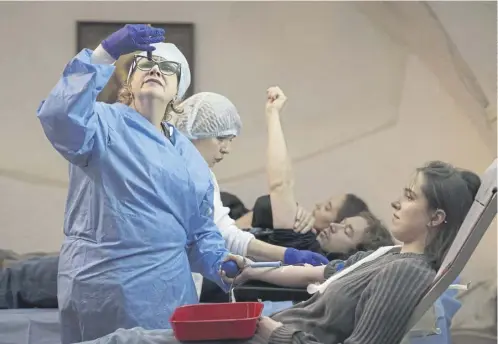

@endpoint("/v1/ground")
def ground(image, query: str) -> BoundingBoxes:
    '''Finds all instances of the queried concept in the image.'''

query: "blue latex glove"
[101,24,165,60]
[284,248,329,266]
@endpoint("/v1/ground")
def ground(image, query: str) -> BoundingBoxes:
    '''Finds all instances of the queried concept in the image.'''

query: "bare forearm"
[266,110,294,191]
[266,110,297,228]
[247,239,286,261]
[247,265,325,288]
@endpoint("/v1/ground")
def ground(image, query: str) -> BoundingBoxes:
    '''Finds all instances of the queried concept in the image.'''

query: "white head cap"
[176,92,242,140]
[128,42,191,100]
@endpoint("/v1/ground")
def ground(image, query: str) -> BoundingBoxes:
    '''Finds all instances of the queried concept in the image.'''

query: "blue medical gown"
[36,49,230,344]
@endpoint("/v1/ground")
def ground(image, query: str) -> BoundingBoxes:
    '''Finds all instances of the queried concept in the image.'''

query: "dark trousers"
[0,256,59,309]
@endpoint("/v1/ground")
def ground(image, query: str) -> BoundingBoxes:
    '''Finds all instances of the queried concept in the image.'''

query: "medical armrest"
[233,280,311,302]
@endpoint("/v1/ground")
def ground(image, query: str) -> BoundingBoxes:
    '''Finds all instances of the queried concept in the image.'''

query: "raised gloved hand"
[284,248,329,266]
[101,24,165,60]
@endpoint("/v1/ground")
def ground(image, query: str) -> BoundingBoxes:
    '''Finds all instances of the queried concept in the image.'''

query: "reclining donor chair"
[234,159,497,342]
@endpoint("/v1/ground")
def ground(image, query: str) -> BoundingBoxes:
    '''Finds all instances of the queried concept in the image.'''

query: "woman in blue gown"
[36,24,241,343]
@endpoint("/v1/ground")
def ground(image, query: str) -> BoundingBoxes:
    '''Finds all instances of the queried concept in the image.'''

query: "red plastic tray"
[170,302,264,341]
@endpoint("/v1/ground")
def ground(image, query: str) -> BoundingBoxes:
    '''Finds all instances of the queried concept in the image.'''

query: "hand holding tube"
[101,24,165,60]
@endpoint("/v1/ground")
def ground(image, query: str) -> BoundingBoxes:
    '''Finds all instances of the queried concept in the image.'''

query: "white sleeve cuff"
[91,45,117,65]
[215,204,255,256]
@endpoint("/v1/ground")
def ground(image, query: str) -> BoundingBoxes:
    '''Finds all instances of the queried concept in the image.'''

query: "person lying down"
[78,160,480,344]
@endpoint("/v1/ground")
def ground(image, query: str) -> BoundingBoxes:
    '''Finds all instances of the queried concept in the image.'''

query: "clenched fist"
[266,86,287,113]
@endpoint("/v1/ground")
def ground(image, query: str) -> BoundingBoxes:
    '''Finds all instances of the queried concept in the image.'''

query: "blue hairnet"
[176,92,242,140]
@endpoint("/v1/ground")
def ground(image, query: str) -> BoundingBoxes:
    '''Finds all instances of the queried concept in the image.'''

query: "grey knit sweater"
[268,250,436,344]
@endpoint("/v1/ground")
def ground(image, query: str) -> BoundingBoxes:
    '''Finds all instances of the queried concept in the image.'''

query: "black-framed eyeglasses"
[129,55,181,78]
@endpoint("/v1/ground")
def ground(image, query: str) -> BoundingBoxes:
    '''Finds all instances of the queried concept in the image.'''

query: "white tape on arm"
[91,45,117,65]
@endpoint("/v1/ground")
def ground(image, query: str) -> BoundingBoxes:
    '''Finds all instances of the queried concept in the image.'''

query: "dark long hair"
[417,161,481,270]
[335,194,370,223]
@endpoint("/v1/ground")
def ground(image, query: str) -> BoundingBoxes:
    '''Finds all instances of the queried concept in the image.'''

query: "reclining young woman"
[224,160,480,344]
[235,192,369,236]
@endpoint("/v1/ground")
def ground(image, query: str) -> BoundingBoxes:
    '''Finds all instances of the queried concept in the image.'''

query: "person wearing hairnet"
[174,92,328,267]
[36,24,244,344]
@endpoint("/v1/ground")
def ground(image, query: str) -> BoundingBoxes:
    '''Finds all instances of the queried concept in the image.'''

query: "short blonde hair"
[117,83,184,121]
